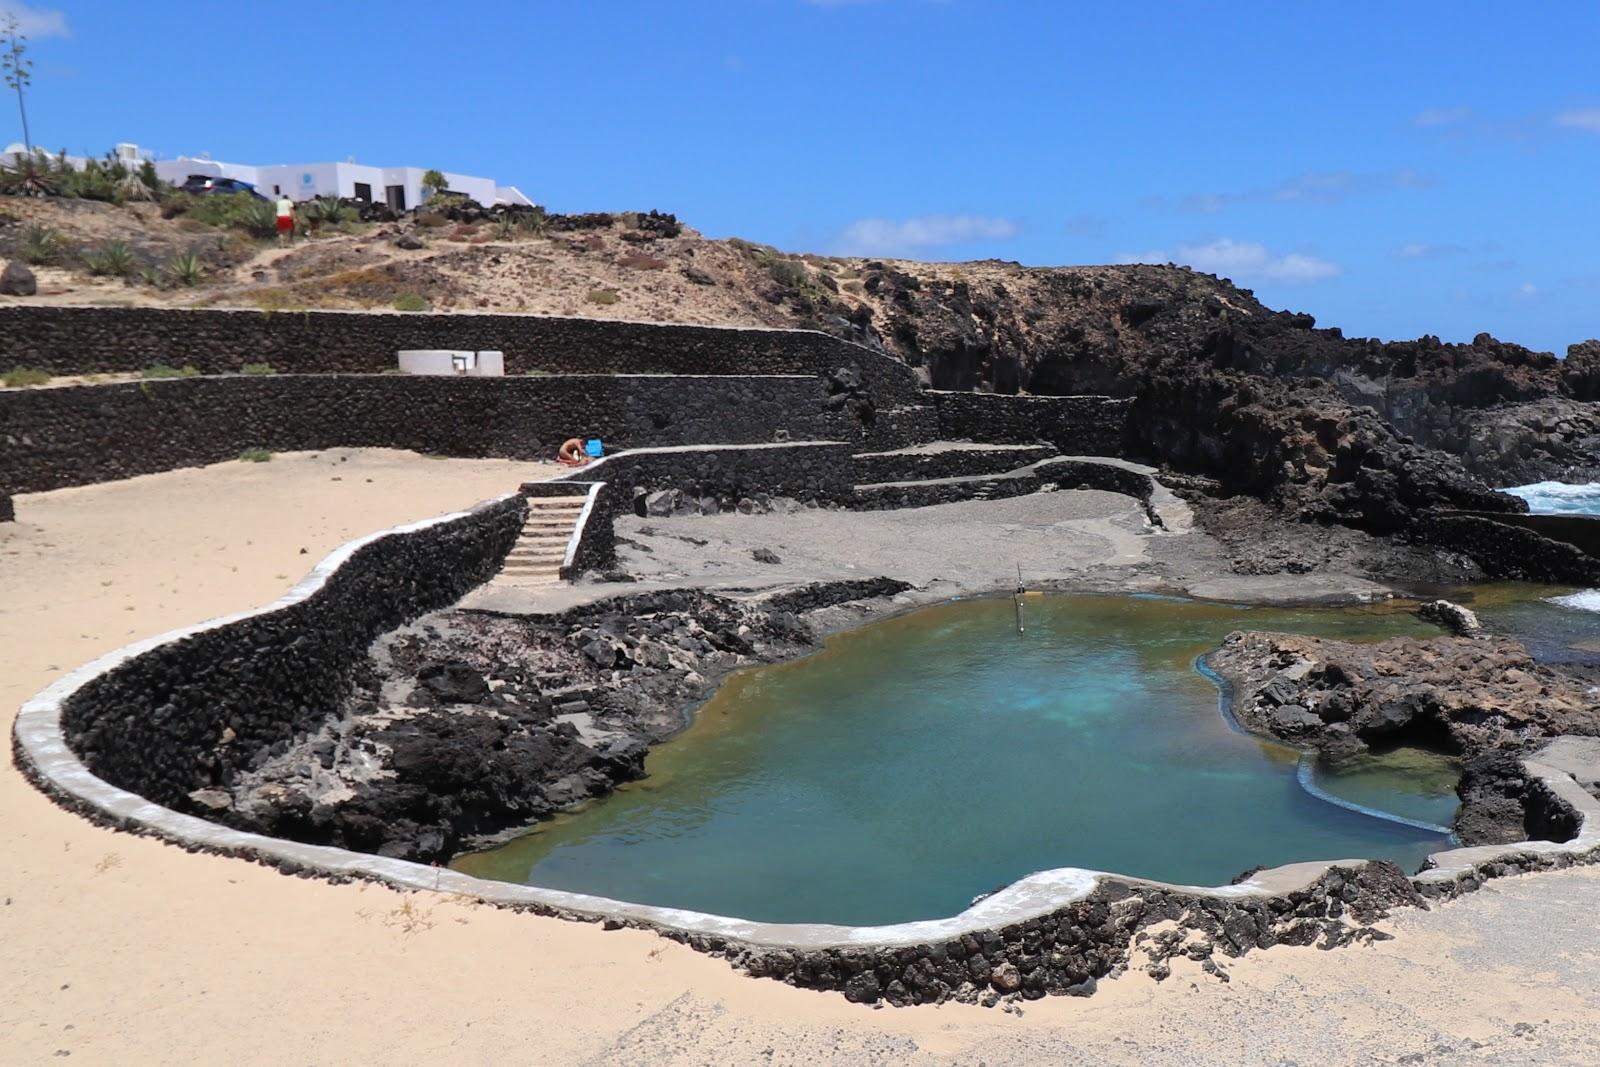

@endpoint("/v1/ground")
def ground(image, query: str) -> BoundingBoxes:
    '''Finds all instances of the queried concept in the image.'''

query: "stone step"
[851,442,1059,483]
[500,562,562,575]
[507,552,566,564]
[527,497,588,508]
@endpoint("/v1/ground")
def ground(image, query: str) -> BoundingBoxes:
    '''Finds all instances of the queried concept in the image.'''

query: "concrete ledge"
[13,499,1600,998]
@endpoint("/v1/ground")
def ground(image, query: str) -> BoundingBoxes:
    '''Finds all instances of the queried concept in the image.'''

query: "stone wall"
[59,494,524,808]
[1411,512,1600,584]
[0,374,849,498]
[537,443,856,575]
[928,391,1132,455]
[0,305,926,405]
[1447,510,1600,559]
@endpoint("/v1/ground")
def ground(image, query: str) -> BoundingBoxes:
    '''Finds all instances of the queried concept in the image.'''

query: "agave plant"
[238,196,280,239]
[516,208,547,236]
[84,239,134,277]
[167,251,203,287]
[19,223,60,265]
[0,151,59,197]
[494,215,518,240]
[117,170,155,202]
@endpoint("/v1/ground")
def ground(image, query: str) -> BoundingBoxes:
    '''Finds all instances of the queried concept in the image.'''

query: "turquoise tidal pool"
[454,595,1463,926]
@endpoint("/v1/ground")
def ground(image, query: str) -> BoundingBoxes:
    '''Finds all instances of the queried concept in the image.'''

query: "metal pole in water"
[1015,563,1025,635]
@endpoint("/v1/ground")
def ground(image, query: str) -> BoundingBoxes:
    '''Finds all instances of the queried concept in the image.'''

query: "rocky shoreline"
[1207,620,1600,847]
[209,579,910,864]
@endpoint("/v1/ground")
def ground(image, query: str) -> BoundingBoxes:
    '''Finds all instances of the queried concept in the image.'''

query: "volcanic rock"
[0,260,36,296]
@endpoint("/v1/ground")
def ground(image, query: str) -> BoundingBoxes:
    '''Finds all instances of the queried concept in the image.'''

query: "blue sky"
[6,1,1597,352]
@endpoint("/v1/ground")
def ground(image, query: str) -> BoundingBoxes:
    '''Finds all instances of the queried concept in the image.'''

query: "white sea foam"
[1502,481,1600,516]
[1548,590,1600,614]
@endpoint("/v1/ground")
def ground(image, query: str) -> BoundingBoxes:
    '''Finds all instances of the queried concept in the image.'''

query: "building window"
[354,182,372,203]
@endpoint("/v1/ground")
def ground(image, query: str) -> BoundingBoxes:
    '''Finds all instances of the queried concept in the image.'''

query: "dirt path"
[3,455,1597,1065]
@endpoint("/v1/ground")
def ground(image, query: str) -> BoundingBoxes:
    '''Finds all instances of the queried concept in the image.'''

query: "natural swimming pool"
[454,594,1462,926]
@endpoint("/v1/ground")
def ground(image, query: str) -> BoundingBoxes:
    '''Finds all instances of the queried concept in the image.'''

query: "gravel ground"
[576,865,1600,1066]
[608,489,1393,606]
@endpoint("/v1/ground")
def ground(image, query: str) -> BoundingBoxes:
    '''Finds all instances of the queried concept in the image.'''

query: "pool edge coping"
[12,503,1600,953]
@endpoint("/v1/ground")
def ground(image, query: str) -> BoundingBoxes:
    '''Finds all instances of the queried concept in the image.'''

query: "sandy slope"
[3,452,1599,1065]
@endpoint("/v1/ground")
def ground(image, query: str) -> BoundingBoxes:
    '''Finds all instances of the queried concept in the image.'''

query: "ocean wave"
[1502,481,1600,515]
[1548,590,1600,614]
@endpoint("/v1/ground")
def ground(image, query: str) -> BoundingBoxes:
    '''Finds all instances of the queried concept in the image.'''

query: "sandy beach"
[5,451,1600,1065]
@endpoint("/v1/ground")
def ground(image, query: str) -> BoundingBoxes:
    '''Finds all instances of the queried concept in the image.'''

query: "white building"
[4,142,533,210]
[151,153,534,210]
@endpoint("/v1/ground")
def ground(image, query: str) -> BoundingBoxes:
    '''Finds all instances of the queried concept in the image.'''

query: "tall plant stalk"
[2,14,32,153]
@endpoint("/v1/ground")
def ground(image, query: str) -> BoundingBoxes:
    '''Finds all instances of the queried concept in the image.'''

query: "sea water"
[1502,482,1600,614]
[453,595,1460,926]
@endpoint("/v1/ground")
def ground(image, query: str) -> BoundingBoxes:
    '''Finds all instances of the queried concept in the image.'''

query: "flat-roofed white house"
[151,155,534,211]
[3,142,534,211]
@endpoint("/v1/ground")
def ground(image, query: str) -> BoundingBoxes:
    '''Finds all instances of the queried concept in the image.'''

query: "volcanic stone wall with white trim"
[0,305,926,404]
[0,373,851,499]
[57,495,525,808]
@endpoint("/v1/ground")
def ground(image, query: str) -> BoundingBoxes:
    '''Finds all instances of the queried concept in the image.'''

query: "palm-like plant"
[168,251,203,286]
[0,149,57,196]
[19,223,59,264]
[84,239,134,277]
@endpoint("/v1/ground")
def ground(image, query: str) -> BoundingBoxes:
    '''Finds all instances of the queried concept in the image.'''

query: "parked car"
[177,175,267,200]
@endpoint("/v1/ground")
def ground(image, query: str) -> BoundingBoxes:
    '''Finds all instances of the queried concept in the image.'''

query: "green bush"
[168,251,204,287]
[140,364,200,379]
[2,366,51,387]
[586,288,620,306]
[19,224,60,265]
[84,240,135,277]
[768,259,809,289]
[392,292,428,312]
[516,208,547,236]
[240,362,276,376]
[167,191,280,239]
[238,448,273,463]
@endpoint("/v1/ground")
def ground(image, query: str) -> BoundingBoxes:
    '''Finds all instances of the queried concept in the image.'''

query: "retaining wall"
[1411,512,1600,584]
[534,442,856,575]
[15,516,1600,1006]
[928,391,1132,455]
[57,494,524,808]
[0,374,849,498]
[0,304,926,405]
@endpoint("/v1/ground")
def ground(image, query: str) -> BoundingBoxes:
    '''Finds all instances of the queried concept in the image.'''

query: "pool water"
[453,594,1459,926]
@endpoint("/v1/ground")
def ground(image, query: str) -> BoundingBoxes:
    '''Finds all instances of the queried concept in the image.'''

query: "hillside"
[4,194,1599,507]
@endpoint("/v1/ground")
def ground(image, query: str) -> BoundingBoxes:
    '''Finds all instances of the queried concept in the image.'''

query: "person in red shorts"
[275,194,295,244]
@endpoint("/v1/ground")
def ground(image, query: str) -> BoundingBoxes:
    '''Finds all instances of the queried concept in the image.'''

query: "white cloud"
[0,3,69,38]
[1555,108,1600,133]
[1516,281,1539,299]
[1414,106,1473,127]
[1116,238,1341,284]
[1392,241,1467,260]
[835,214,1020,256]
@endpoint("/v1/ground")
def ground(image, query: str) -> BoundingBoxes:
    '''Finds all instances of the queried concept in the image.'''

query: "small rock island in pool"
[454,595,1462,926]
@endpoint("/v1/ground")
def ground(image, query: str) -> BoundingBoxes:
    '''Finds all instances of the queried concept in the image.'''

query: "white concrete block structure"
[396,350,505,376]
[152,155,533,210]
[4,141,534,210]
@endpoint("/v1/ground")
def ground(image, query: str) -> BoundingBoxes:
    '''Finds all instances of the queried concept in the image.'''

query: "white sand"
[4,451,1599,1065]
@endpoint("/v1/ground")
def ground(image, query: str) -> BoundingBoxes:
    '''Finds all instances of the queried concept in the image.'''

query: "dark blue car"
[177,175,267,200]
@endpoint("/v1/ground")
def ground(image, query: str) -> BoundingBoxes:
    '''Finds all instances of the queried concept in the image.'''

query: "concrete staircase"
[495,495,589,586]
